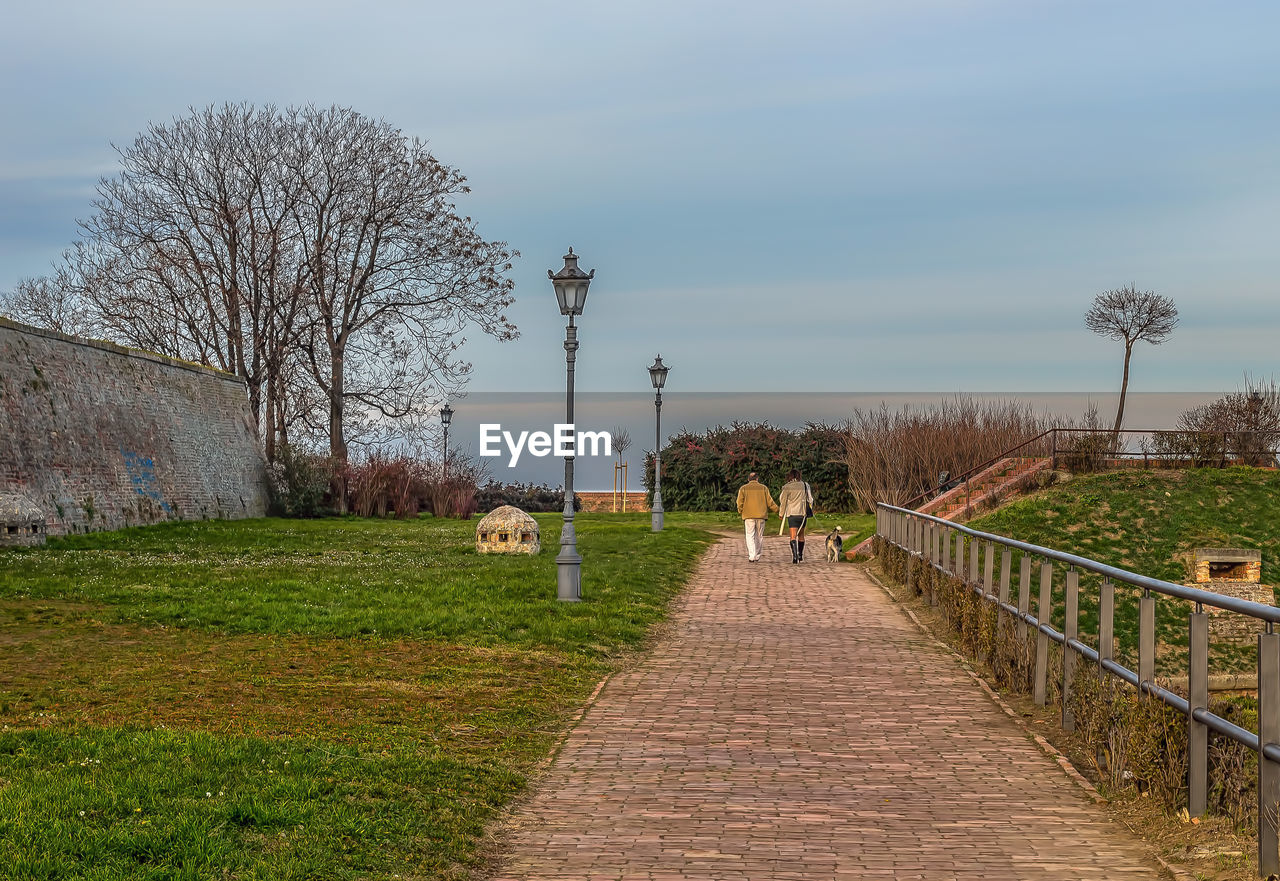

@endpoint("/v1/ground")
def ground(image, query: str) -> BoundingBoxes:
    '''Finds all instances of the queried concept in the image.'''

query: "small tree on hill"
[1085,284,1178,434]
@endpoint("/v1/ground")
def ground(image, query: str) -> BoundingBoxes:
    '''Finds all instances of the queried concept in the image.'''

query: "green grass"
[0,512,719,879]
[964,467,1280,673]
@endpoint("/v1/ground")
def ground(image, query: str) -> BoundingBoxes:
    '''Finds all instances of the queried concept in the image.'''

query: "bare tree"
[1085,284,1178,434]
[1,265,97,337]
[289,106,517,466]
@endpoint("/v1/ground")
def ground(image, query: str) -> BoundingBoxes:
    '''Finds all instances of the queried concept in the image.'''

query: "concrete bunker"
[0,493,48,548]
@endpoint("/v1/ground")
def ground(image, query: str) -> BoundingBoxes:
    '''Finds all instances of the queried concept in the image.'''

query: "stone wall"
[0,318,268,535]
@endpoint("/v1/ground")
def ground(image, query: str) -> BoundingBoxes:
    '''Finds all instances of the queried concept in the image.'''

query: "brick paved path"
[492,535,1165,880]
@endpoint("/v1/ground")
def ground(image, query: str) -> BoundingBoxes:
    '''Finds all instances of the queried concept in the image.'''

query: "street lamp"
[440,403,453,477]
[648,355,669,532]
[549,247,594,602]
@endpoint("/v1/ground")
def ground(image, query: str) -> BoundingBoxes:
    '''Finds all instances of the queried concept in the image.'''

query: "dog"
[825,526,844,562]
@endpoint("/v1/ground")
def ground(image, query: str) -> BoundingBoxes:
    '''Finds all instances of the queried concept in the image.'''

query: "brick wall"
[576,491,649,513]
[0,318,268,534]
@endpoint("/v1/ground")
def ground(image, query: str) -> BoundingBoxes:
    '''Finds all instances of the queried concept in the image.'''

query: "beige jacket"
[777,480,813,519]
[736,480,778,521]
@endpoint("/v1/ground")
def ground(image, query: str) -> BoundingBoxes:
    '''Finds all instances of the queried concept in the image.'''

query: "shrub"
[474,481,577,514]
[266,443,337,517]
[1055,402,1114,473]
[642,422,856,513]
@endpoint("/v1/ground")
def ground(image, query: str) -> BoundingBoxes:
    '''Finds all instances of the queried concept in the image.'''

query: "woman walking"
[777,469,814,563]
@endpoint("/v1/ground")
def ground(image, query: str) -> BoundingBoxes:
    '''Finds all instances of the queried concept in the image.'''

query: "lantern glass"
[549,248,593,316]
[440,404,453,426]
[648,355,669,389]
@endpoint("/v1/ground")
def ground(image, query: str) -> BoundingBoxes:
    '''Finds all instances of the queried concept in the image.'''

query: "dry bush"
[1054,402,1116,472]
[1156,376,1280,467]
[341,451,485,520]
[842,397,1052,512]
[421,455,486,519]
[344,454,422,518]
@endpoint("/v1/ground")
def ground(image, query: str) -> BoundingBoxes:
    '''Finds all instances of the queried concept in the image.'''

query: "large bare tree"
[1085,284,1179,434]
[288,106,517,464]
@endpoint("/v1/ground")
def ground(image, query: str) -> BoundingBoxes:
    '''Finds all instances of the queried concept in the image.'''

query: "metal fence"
[875,502,1280,876]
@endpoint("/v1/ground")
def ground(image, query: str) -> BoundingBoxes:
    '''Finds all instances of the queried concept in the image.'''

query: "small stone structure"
[476,506,540,555]
[1194,548,1262,584]
[1191,548,1271,643]
[0,493,48,548]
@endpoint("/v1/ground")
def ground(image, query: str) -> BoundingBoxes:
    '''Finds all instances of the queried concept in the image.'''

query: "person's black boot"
[798,541,805,562]
[790,540,799,563]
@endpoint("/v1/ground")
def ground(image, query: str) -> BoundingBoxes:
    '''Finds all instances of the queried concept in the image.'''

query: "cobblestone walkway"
[492,535,1166,880]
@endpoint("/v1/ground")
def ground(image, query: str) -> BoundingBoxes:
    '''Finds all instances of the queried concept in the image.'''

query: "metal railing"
[875,502,1280,877]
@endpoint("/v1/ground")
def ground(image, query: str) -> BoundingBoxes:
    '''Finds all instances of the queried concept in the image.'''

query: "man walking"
[736,471,778,563]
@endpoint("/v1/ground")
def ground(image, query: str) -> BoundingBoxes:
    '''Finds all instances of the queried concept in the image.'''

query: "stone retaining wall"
[0,318,268,535]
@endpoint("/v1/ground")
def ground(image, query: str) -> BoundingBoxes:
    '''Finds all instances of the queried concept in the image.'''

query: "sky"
[2,0,1278,397]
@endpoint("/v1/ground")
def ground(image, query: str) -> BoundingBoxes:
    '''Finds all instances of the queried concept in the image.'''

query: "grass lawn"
[964,467,1280,674]
[0,512,721,880]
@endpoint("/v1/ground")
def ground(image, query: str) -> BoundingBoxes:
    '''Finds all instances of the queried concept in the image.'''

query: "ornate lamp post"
[440,403,453,477]
[648,355,669,532]
[549,247,594,602]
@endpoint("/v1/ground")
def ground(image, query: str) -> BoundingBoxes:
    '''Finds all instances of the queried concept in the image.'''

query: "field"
[0,512,734,880]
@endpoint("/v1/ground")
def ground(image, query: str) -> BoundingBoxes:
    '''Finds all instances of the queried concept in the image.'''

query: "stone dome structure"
[0,493,48,548]
[476,505,540,555]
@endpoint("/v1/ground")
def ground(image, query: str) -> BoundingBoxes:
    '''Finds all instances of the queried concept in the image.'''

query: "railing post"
[968,535,979,588]
[1188,606,1208,818]
[1062,566,1078,731]
[1099,577,1114,671]
[904,517,915,588]
[1034,559,1053,706]
[1139,591,1155,699]
[1051,428,1058,471]
[929,523,939,606]
[1259,628,1280,877]
[983,541,995,599]
[956,531,966,581]
[997,547,1011,626]
[1017,553,1032,642]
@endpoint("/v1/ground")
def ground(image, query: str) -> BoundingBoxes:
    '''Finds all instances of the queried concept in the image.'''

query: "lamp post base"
[556,555,581,602]
[651,489,664,532]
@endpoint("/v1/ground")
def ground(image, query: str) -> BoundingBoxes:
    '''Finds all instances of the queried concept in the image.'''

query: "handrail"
[879,502,1280,622]
[874,502,1280,877]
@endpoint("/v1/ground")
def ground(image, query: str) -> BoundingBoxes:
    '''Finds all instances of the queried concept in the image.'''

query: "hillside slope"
[969,467,1280,587]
